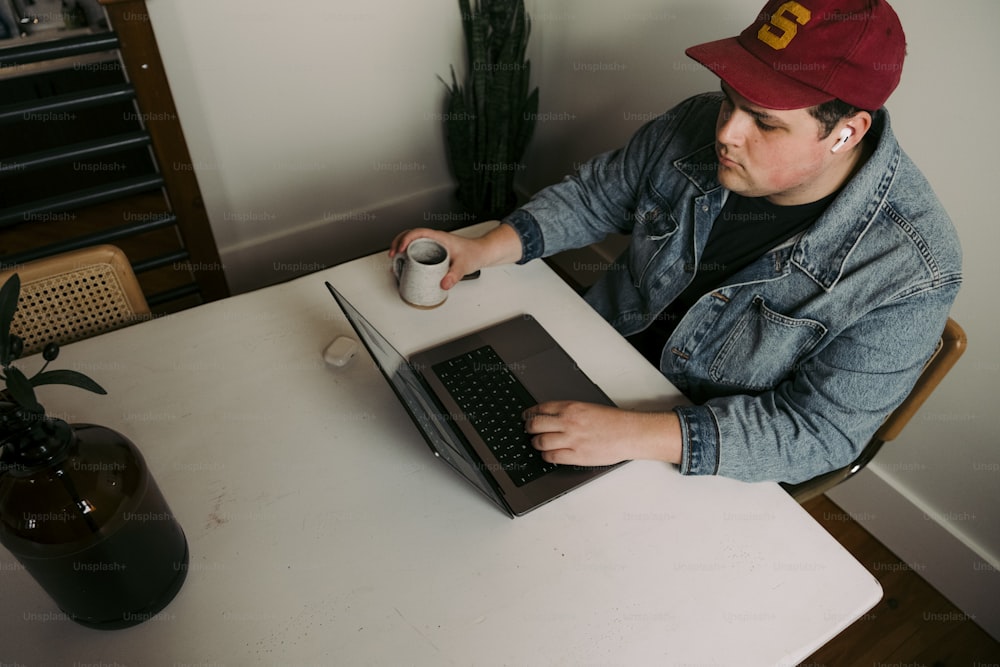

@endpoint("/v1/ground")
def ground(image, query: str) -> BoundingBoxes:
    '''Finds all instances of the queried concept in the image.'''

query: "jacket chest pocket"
[629,185,679,287]
[709,296,827,391]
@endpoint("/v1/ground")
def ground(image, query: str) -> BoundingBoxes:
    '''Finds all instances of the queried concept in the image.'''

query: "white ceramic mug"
[392,238,449,308]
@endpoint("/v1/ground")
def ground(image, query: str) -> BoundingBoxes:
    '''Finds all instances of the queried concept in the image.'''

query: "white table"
[1,225,881,665]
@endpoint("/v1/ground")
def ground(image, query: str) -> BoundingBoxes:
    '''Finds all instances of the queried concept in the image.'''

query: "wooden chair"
[0,245,150,357]
[783,318,967,503]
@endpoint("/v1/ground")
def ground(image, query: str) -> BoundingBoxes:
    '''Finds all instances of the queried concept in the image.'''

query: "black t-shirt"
[626,191,837,365]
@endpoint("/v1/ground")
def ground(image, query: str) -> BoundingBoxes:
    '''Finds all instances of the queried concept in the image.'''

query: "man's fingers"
[390,228,446,257]
[524,401,570,420]
[530,431,553,450]
[537,446,572,465]
[442,262,474,290]
[523,411,564,434]
[388,229,414,256]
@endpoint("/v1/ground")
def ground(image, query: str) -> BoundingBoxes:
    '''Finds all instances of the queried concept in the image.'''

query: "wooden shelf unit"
[0,0,228,314]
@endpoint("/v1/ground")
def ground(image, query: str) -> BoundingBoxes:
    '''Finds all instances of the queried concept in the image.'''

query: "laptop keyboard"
[432,345,557,487]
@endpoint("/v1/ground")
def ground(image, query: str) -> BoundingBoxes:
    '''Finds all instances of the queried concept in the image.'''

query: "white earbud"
[831,128,852,153]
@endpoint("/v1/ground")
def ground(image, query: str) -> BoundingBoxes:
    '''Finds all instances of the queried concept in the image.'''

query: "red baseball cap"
[685,0,906,111]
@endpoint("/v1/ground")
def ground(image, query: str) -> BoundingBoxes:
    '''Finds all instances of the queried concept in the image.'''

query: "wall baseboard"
[218,185,468,294]
[826,466,1000,641]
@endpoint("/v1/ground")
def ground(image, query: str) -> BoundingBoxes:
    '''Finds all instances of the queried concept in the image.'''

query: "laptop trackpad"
[514,347,614,406]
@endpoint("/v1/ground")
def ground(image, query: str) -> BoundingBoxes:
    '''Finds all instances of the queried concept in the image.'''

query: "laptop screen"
[326,284,499,503]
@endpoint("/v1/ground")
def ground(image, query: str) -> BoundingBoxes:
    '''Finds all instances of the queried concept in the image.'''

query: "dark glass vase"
[0,416,188,629]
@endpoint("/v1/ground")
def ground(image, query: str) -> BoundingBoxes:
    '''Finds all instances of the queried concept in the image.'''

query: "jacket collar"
[791,109,898,291]
[674,143,722,195]
[673,108,899,292]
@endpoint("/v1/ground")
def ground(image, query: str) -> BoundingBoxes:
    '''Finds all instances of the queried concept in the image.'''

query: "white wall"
[147,0,999,636]
[144,0,466,292]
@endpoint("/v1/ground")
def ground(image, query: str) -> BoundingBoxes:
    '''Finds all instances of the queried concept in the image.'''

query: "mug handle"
[392,253,406,284]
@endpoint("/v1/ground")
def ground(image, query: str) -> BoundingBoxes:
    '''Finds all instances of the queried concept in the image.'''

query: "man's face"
[715,82,841,205]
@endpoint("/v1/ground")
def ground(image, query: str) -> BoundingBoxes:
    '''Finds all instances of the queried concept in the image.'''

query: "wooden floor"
[800,495,999,666]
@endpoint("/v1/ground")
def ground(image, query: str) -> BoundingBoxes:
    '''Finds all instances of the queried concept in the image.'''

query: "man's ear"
[835,111,873,153]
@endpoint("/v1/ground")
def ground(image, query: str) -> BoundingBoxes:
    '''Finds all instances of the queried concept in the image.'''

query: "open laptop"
[325,282,625,517]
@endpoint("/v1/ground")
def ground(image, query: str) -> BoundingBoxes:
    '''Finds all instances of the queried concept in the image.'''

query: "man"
[389,0,962,484]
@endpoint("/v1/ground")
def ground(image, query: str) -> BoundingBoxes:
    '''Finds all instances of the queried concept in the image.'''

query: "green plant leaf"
[0,273,21,366]
[514,85,539,159]
[5,365,41,411]
[459,0,475,71]
[488,0,516,64]
[470,13,488,189]
[30,369,107,395]
[443,67,476,209]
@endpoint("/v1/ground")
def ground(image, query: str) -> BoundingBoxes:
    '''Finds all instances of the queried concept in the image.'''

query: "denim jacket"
[504,93,962,484]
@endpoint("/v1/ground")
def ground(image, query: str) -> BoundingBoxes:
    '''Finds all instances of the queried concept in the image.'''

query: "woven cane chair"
[783,318,967,503]
[0,245,150,357]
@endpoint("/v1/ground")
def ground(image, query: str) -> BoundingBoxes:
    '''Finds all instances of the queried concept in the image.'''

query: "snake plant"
[440,0,539,220]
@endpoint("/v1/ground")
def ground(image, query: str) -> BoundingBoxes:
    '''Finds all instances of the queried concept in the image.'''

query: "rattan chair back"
[0,245,150,357]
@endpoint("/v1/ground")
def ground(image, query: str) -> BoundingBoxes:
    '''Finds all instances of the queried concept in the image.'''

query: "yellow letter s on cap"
[757,1,812,50]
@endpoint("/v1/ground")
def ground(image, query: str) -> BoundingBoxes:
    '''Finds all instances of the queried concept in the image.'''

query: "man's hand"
[523,401,683,467]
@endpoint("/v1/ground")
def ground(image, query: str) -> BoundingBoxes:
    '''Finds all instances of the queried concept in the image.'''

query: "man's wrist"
[653,411,683,465]
[479,221,525,266]
[631,410,683,465]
